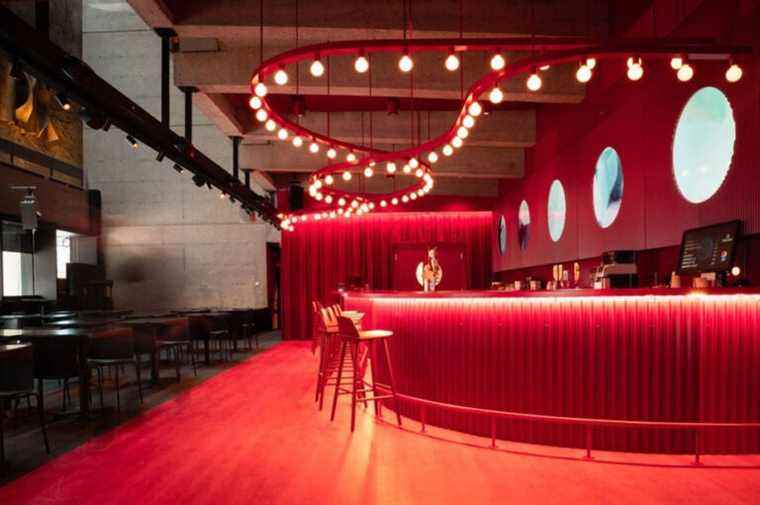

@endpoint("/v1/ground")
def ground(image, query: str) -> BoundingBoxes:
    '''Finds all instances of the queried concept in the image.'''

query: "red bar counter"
[343,289,760,454]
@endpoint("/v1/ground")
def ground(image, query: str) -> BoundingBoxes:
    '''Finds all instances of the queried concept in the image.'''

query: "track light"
[490,52,505,71]
[445,49,460,71]
[173,163,183,173]
[192,174,205,187]
[126,135,139,149]
[354,51,369,73]
[399,50,413,73]
[726,62,743,83]
[55,93,72,111]
[156,152,165,162]
[310,56,325,77]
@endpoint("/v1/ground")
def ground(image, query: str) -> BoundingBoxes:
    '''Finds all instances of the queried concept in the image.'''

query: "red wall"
[281,211,492,339]
[493,53,760,275]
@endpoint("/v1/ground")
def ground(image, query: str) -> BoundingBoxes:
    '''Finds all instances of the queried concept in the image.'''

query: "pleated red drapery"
[280,212,493,340]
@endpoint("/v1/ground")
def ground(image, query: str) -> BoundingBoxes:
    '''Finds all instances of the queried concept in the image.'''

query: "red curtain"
[281,212,493,340]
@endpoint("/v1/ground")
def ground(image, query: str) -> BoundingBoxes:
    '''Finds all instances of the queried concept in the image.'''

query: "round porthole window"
[497,215,507,255]
[518,200,530,251]
[593,147,624,228]
[673,87,736,204]
[547,180,566,242]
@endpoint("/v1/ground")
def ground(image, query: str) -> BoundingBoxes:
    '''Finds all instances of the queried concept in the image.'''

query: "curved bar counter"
[343,289,760,454]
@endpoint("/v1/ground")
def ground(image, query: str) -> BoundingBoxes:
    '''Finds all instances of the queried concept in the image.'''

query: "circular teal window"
[593,147,623,228]
[547,180,566,242]
[518,200,530,250]
[673,87,736,204]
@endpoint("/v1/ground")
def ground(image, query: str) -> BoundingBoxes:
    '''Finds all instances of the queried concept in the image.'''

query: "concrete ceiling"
[127,0,610,197]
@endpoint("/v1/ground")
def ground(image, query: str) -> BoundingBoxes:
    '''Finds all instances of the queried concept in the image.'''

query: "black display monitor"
[677,220,741,275]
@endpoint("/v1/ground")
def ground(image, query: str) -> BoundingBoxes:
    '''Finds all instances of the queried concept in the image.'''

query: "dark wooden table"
[0,328,106,417]
[46,319,118,329]
[120,317,188,382]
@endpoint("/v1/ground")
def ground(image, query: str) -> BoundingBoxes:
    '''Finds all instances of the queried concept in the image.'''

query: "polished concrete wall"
[82,2,277,310]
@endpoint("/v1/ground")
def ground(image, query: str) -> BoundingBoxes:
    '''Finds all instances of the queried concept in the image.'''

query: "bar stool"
[315,307,343,409]
[330,316,402,432]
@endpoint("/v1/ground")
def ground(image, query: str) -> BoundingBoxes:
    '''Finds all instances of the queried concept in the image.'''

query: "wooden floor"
[2,340,760,505]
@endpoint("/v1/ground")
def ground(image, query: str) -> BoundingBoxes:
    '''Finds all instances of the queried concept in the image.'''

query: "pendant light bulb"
[310,58,325,77]
[526,72,542,91]
[490,52,506,71]
[274,69,288,85]
[399,52,414,73]
[489,86,504,104]
[354,54,369,73]
[725,63,743,83]
[677,63,694,82]
[445,50,460,71]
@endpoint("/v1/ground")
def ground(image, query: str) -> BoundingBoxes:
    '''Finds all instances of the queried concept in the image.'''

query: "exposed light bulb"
[402,164,412,174]
[670,56,683,70]
[726,63,743,83]
[386,162,397,174]
[489,86,504,104]
[490,52,506,71]
[677,63,693,82]
[364,167,374,177]
[427,152,438,164]
[445,51,460,71]
[310,58,325,77]
[265,119,277,131]
[274,69,288,85]
[292,136,303,147]
[277,128,288,140]
[409,158,419,169]
[326,147,337,159]
[576,64,592,83]
[346,152,357,163]
[399,53,414,73]
[415,168,424,178]
[342,171,352,181]
[249,96,262,110]
[354,54,369,73]
[325,195,333,204]
[526,72,542,91]
[468,101,482,117]
[456,126,469,139]
[351,200,359,208]
[309,142,320,154]
[324,174,334,185]
[402,195,409,203]
[255,109,268,122]
[462,115,475,128]
[338,197,346,207]
[585,57,596,70]
[315,193,323,201]
[391,197,399,205]
[380,200,387,207]
[627,57,643,81]
[442,144,453,156]
[451,136,463,149]
[410,193,417,200]
[314,179,322,189]
[254,82,268,97]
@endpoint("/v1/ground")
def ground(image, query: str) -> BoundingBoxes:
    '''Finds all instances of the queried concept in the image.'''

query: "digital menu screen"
[677,220,741,274]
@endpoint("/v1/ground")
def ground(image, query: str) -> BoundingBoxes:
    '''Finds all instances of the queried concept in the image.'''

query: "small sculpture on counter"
[417,247,443,292]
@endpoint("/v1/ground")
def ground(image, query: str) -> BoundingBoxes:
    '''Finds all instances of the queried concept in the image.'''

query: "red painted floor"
[2,341,760,505]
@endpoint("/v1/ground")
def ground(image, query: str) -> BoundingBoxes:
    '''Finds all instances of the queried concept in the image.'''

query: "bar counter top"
[343,287,760,299]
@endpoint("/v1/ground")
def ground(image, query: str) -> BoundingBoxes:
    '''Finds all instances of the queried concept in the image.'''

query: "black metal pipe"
[156,29,174,128]
[181,86,195,144]
[243,170,251,189]
[232,137,241,181]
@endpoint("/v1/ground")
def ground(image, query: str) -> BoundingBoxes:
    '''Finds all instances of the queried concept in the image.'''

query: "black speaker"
[289,184,304,212]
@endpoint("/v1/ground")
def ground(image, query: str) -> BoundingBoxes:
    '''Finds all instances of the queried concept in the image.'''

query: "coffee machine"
[593,250,638,289]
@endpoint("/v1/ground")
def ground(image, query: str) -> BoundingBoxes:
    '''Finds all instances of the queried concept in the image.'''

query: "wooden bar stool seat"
[329,316,402,432]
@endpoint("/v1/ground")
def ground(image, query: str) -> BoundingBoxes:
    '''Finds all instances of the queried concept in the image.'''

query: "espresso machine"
[593,250,638,289]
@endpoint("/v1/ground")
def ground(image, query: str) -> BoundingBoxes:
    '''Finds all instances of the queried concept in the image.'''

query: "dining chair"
[88,327,143,412]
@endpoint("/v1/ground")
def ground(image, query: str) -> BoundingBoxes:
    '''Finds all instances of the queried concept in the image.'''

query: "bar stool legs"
[329,337,401,432]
